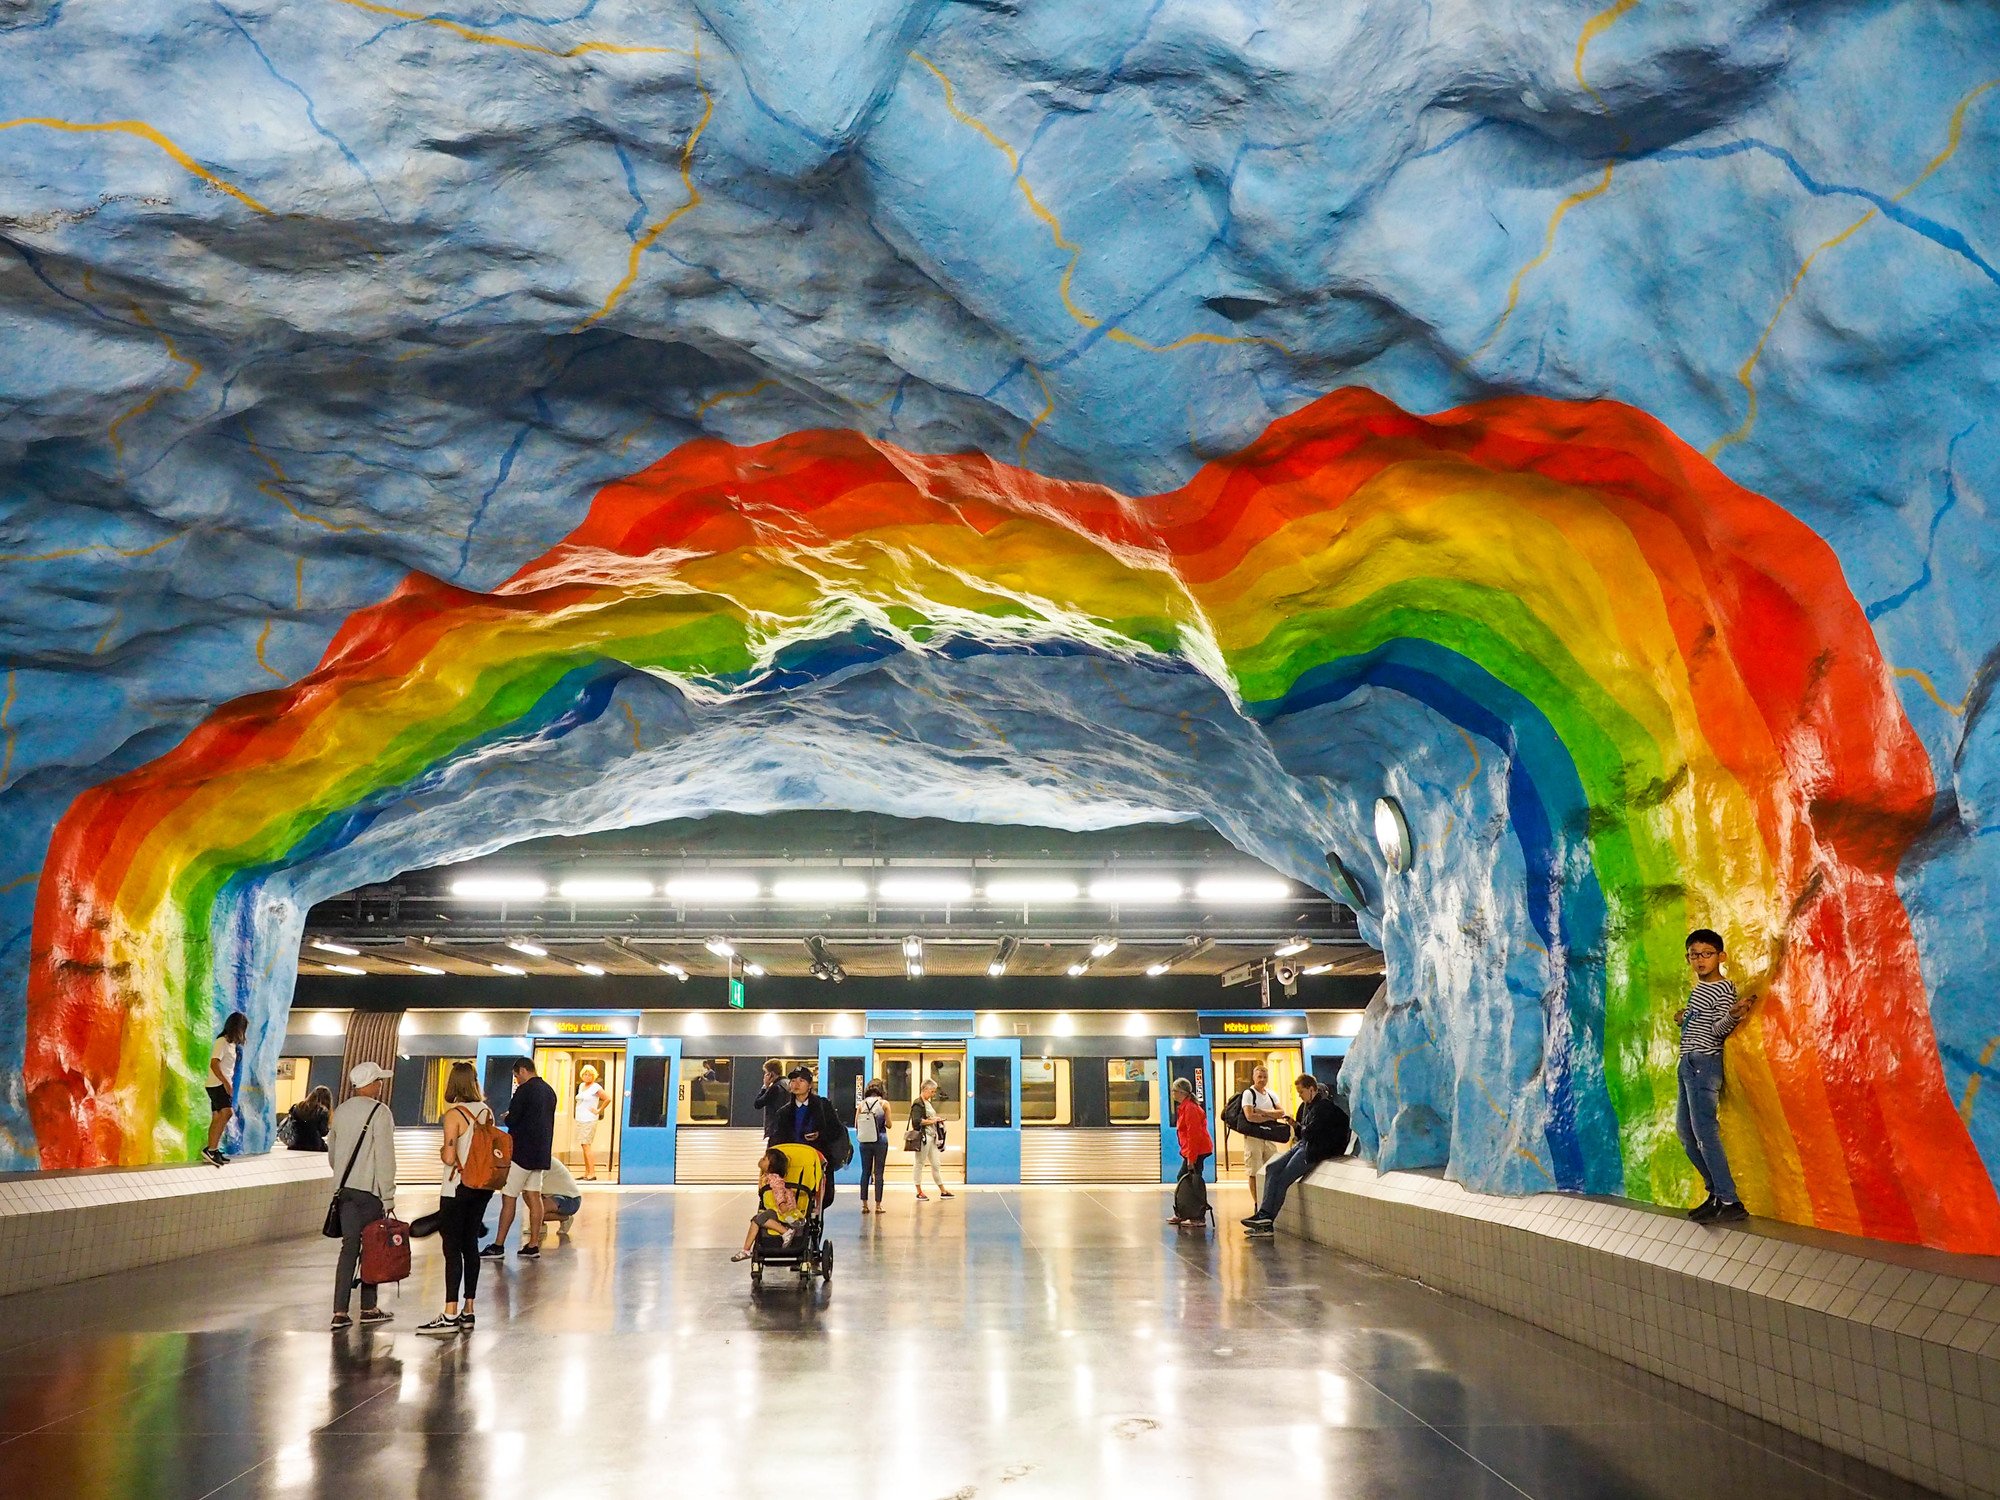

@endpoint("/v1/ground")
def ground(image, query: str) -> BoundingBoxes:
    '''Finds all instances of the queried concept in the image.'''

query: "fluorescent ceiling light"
[658,962,689,981]
[703,937,736,959]
[1088,877,1183,904]
[1303,962,1335,976]
[663,874,759,904]
[309,939,360,956]
[492,963,526,976]
[506,940,548,958]
[404,963,445,976]
[450,876,547,901]
[558,877,656,901]
[1065,961,1089,977]
[1089,936,1119,959]
[1145,962,1171,977]
[1274,938,1310,958]
[325,964,365,976]
[743,961,766,977]
[575,963,606,976]
[984,877,1080,904]
[770,876,869,904]
[1195,875,1291,904]
[877,874,974,903]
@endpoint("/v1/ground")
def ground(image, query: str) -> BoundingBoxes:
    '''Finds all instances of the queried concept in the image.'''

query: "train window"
[972,1055,1013,1129]
[1106,1058,1160,1126]
[678,1058,732,1125]
[1021,1057,1072,1125]
[880,1048,964,1122]
[628,1056,672,1129]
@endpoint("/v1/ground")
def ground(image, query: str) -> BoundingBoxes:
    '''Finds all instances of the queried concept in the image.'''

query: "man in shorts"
[483,1057,558,1259]
[1238,1065,1289,1192]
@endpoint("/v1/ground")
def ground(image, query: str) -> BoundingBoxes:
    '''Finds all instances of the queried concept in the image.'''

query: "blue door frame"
[1155,1036,1215,1184]
[621,1037,681,1184]
[817,1037,871,1185]
[965,1037,1022,1184]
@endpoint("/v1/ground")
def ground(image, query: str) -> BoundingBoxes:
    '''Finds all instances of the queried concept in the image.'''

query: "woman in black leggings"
[420,1063,495,1335]
[856,1079,892,1213]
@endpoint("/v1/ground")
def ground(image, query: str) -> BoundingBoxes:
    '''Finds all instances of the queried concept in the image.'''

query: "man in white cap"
[326,1061,398,1331]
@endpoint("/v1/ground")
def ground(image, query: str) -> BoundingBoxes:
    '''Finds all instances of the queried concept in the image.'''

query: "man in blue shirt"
[1677,929,1753,1225]
[483,1058,559,1258]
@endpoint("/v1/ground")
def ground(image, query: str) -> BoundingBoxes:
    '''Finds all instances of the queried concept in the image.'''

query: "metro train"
[276,1004,1364,1188]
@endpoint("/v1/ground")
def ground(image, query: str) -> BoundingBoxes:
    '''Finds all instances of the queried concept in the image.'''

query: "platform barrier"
[1280,1159,2000,1500]
[0,1150,331,1298]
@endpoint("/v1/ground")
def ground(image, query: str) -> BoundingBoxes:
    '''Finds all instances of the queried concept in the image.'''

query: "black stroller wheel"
[820,1240,834,1277]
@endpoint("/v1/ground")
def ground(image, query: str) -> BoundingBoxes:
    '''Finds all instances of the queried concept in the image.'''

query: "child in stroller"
[734,1143,831,1282]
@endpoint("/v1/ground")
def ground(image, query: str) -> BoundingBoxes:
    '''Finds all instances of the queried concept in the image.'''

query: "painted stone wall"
[0,2,1994,1250]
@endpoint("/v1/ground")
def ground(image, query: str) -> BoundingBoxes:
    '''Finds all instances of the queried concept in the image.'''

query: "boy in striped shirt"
[1677,929,1751,1223]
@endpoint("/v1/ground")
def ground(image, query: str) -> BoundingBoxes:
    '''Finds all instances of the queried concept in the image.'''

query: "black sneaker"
[518,1243,540,1258]
[358,1308,393,1325]
[478,1243,505,1259]
[415,1314,460,1336]
[1688,1195,1720,1222]
[1708,1200,1749,1224]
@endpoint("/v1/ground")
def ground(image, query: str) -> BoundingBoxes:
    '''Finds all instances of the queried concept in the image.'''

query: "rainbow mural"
[24,389,1997,1251]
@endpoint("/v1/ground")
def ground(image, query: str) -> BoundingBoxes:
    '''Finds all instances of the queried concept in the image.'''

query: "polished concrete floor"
[0,1184,1934,1499]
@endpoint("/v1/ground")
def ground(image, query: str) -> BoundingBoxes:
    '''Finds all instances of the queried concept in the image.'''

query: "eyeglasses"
[1685,948,1721,960]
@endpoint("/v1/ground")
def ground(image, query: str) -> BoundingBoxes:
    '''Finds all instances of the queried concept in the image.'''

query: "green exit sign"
[728,975,745,1010]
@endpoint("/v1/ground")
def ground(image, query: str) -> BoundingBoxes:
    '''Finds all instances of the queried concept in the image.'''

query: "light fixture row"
[446,872,1296,906]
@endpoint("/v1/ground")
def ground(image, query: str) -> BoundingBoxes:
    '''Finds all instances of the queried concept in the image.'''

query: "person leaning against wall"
[327,1061,398,1331]
[1677,928,1753,1225]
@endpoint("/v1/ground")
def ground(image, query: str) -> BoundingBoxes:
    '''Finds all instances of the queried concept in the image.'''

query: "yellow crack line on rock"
[330,0,690,59]
[0,531,185,565]
[911,52,1288,358]
[0,871,36,896]
[295,556,306,611]
[254,619,286,682]
[695,378,774,421]
[1706,76,1998,460]
[1962,1036,2000,1123]
[1465,0,1635,361]
[574,44,712,331]
[93,610,121,655]
[1018,364,1054,458]
[621,701,644,752]
[245,428,381,535]
[1892,665,1968,716]
[105,299,203,467]
[0,116,273,214]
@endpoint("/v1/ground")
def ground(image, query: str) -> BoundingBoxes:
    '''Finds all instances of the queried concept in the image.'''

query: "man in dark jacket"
[1241,1075,1348,1235]
[767,1065,851,1206]
[754,1059,790,1141]
[484,1057,559,1258]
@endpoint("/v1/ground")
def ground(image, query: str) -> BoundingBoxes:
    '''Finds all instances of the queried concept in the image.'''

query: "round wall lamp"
[1373,797,1411,873]
[1325,851,1364,908]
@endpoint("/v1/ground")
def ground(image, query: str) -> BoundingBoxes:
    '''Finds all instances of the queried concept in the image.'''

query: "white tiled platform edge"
[1285,1160,2000,1500]
[0,1151,331,1298]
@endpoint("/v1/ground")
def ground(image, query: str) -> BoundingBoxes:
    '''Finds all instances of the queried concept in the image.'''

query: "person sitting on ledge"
[1241,1074,1346,1235]
[1678,928,1753,1225]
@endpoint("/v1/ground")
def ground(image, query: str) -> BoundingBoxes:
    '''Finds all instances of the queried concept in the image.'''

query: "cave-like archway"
[23,389,1996,1252]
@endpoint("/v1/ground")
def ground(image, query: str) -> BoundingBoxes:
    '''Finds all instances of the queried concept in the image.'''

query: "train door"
[474,1034,534,1116]
[622,1037,681,1184]
[535,1044,623,1182]
[817,1038,871,1185]
[877,1043,966,1183]
[1211,1044,1302,1173]
[1154,1036,1214,1183]
[965,1037,1021,1183]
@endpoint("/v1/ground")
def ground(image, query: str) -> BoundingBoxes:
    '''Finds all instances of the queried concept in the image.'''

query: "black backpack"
[1173,1161,1212,1223]
[1220,1091,1247,1135]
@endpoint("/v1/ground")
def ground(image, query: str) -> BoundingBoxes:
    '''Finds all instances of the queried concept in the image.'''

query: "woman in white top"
[574,1064,606,1180]
[420,1062,494,1335]
[202,1013,248,1165]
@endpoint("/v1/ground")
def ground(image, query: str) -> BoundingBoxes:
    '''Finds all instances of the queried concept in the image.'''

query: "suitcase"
[1173,1163,1212,1224]
[360,1215,412,1285]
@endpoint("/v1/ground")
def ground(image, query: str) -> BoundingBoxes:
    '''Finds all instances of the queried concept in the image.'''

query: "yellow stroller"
[750,1143,831,1286]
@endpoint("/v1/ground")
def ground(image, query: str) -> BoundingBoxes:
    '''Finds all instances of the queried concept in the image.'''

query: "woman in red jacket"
[1168,1077,1214,1225]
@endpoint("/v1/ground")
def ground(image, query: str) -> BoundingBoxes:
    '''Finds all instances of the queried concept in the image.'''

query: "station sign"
[1197,1013,1304,1038]
[528,1011,640,1037]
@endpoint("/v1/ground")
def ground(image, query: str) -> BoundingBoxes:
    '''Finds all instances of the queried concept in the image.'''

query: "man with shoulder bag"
[326,1061,398,1332]
[1227,1065,1291,1193]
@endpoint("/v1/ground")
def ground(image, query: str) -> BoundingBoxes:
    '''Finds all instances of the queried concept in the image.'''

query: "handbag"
[321,1100,384,1238]
[359,1215,412,1284]
[902,1127,923,1152]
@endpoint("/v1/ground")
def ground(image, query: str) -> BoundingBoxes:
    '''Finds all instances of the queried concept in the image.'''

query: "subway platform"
[0,1184,1931,1499]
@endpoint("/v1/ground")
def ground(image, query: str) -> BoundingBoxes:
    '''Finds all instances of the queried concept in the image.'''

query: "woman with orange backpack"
[420,1063,497,1335]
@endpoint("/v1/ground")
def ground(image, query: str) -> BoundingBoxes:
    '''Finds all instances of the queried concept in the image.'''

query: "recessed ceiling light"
[506,940,548,958]
[683,1012,710,1036]
[1089,936,1119,958]
[309,939,360,956]
[558,877,656,901]
[404,963,445,976]
[450,876,547,901]
[1194,875,1291,904]
[575,963,606,976]
[492,963,526,976]
[658,962,689,981]
[308,1012,343,1036]
[703,937,736,959]
[1303,962,1335,976]
[1145,962,1171,977]
[1065,961,1089,977]
[743,961,766,977]
[457,1013,490,1035]
[325,964,365,976]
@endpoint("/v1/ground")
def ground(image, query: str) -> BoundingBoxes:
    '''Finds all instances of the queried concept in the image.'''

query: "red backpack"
[455,1104,513,1191]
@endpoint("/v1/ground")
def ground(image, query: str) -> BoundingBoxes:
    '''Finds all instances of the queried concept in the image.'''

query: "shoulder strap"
[334,1101,383,1194]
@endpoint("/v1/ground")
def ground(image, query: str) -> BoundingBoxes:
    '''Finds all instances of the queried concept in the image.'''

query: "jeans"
[857,1139,889,1203]
[1676,1051,1738,1203]
[1254,1145,1318,1222]
[334,1188,384,1313]
[439,1188,492,1303]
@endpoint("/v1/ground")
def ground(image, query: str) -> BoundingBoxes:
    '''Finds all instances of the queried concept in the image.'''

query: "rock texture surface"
[0,1,1995,1248]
